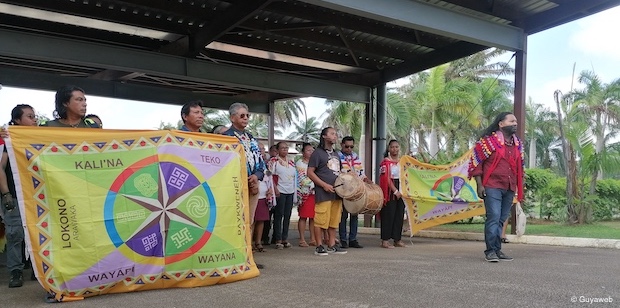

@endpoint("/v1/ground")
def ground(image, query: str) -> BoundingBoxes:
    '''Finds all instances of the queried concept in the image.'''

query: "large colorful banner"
[401,150,485,234]
[6,126,258,301]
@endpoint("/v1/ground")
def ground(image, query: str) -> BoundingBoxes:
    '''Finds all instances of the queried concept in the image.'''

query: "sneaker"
[485,251,499,262]
[340,241,349,249]
[314,245,328,256]
[496,251,513,261]
[349,240,363,248]
[9,270,23,288]
[327,245,347,254]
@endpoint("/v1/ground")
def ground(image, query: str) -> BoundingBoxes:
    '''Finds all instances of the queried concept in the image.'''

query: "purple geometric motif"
[123,140,135,146]
[196,141,204,146]
[94,142,107,149]
[31,144,45,151]
[39,233,47,245]
[37,205,45,217]
[150,137,161,143]
[63,144,76,150]
[125,224,164,257]
[159,162,200,199]
[32,177,40,189]
[42,262,49,273]
[25,150,33,160]
[175,136,185,143]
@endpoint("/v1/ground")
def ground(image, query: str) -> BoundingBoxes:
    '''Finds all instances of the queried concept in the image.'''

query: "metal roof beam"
[0,67,270,113]
[522,0,620,34]
[187,0,274,56]
[0,29,371,103]
[369,41,489,85]
[298,0,525,51]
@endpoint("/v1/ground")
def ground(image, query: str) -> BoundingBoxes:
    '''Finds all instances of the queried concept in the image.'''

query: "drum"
[334,173,364,200]
[343,183,384,215]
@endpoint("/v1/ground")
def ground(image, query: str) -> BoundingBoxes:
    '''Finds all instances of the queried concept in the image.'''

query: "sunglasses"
[344,145,354,149]
[237,113,250,119]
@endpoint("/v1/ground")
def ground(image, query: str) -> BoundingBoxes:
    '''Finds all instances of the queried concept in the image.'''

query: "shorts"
[314,199,342,229]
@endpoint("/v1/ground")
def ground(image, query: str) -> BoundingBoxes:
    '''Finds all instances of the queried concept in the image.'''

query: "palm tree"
[525,99,558,168]
[444,48,515,84]
[202,108,229,132]
[322,100,365,142]
[410,64,477,158]
[567,70,620,183]
[274,99,305,130]
[287,116,322,144]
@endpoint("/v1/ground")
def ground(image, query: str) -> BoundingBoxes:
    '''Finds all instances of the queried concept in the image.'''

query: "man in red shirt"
[469,112,524,263]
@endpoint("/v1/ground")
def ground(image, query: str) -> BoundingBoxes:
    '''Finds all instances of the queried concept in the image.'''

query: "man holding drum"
[307,127,347,256]
[338,136,368,249]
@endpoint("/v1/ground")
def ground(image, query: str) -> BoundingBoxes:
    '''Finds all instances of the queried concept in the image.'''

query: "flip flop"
[298,241,309,247]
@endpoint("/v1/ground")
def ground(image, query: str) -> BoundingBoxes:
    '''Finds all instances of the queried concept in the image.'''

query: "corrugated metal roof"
[0,0,618,101]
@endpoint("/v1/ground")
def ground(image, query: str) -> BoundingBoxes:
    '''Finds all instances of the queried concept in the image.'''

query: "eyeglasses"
[344,145,354,149]
[237,113,250,119]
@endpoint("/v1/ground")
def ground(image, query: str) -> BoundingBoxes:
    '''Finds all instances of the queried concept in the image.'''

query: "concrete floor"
[1,235,618,308]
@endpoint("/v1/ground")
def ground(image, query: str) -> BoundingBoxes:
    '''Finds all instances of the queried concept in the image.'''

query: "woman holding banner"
[468,112,524,263]
[1,104,38,288]
[379,139,406,249]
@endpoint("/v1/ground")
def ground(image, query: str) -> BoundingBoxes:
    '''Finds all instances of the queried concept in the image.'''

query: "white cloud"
[569,6,620,61]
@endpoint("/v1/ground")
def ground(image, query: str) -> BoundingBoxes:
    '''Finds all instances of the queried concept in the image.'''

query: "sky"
[1,5,620,135]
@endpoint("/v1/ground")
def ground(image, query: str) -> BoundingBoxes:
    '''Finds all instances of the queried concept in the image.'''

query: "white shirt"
[272,159,297,194]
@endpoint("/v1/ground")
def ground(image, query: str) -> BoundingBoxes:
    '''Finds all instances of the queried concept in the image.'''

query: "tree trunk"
[529,136,537,168]
[595,112,605,180]
[555,91,578,224]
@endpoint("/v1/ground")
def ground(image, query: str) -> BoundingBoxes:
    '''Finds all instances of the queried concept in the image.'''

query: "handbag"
[515,202,527,236]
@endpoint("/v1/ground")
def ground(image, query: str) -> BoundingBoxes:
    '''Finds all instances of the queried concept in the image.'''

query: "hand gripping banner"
[6,126,259,301]
[400,150,485,234]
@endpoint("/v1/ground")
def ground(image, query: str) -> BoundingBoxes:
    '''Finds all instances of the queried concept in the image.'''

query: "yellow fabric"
[400,150,485,235]
[6,126,258,301]
[314,200,342,229]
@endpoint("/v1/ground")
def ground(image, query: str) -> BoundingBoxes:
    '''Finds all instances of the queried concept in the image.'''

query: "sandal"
[381,241,395,249]
[308,241,317,246]
[394,241,406,247]
[275,243,284,250]
[256,244,266,252]
[501,238,510,244]
[283,241,292,248]
[298,241,309,247]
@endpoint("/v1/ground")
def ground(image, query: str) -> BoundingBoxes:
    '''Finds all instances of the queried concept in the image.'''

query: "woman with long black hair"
[379,139,406,249]
[468,112,524,262]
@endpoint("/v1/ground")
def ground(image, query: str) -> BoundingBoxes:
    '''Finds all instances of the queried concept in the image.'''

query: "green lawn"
[427,220,620,239]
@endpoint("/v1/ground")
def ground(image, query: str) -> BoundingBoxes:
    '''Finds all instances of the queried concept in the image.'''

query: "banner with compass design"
[6,126,258,302]
[400,150,485,235]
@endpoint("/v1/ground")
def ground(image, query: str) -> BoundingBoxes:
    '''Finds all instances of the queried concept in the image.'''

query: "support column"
[363,96,374,227]
[511,36,527,235]
[375,84,387,183]
[268,101,275,148]
[374,84,387,228]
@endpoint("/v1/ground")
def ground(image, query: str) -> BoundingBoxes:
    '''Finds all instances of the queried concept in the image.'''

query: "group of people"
[1,85,102,289]
[0,84,525,290]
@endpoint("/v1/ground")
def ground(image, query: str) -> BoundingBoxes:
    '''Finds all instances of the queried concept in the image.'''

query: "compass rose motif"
[104,157,216,263]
